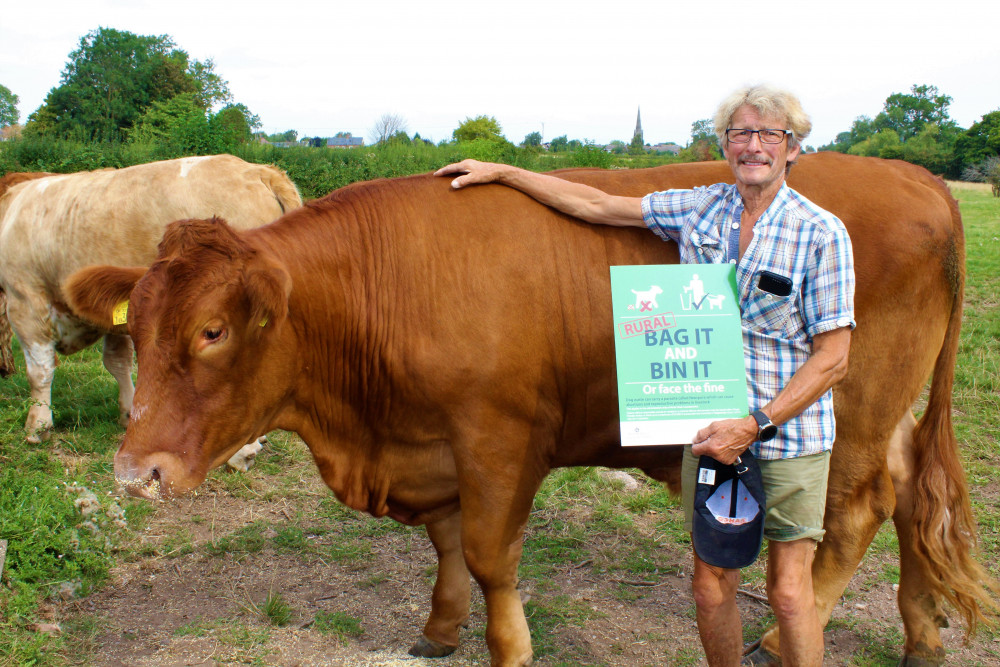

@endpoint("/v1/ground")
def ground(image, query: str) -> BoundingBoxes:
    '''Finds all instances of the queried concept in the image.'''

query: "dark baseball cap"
[692,451,766,569]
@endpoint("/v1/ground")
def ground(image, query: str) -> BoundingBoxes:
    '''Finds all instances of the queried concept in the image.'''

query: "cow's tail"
[0,289,15,378]
[260,165,303,215]
[910,204,999,636]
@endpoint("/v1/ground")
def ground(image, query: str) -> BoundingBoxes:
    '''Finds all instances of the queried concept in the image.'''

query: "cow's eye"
[202,326,228,344]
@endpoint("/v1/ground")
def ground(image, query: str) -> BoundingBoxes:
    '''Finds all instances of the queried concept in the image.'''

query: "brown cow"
[0,155,301,449]
[65,153,997,666]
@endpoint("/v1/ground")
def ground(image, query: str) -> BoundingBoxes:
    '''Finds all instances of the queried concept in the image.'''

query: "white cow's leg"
[102,333,135,427]
[0,290,16,378]
[226,436,267,472]
[6,293,57,443]
[22,339,57,443]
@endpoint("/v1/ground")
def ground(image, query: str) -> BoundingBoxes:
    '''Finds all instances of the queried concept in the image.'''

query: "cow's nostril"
[150,467,161,481]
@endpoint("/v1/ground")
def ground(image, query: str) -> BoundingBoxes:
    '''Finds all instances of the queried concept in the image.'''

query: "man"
[435,85,855,666]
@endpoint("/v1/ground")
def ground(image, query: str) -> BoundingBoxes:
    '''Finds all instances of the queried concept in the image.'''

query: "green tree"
[681,118,722,161]
[128,92,211,152]
[848,128,903,160]
[452,115,504,143]
[952,110,1000,176]
[186,58,231,110]
[549,134,568,152]
[570,141,612,168]
[902,124,953,174]
[607,140,627,155]
[628,132,645,155]
[820,116,875,152]
[690,118,717,145]
[210,103,259,150]
[0,84,19,127]
[267,129,298,143]
[874,84,956,141]
[521,131,542,148]
[26,27,230,141]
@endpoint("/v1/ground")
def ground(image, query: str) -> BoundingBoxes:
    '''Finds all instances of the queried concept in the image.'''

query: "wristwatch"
[751,409,778,442]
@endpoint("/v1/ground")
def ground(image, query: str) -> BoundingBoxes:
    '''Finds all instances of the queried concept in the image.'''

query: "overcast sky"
[3,0,998,147]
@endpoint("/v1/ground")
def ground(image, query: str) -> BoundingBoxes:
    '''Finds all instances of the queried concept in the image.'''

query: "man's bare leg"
[767,539,823,665]
[693,553,743,667]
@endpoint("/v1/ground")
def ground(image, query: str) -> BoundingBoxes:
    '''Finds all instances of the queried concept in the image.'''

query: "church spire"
[633,107,643,145]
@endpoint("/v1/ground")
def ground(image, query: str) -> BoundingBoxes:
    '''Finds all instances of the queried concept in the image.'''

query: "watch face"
[759,424,778,441]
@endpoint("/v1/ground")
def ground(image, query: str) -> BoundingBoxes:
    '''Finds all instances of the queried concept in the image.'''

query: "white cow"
[0,155,301,464]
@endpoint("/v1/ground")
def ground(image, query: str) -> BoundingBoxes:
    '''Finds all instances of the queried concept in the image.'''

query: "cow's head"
[64,217,293,499]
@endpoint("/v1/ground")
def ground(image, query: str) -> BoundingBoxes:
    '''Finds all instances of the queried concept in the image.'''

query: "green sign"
[610,264,749,447]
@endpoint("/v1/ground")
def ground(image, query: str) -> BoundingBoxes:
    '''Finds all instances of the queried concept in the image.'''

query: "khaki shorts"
[682,446,830,543]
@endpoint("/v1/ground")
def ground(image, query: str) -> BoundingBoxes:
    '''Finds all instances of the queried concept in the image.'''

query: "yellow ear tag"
[259,316,268,327]
[112,300,129,326]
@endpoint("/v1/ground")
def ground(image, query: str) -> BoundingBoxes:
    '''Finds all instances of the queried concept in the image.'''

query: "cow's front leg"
[226,437,267,472]
[410,510,471,658]
[102,333,135,427]
[7,295,58,443]
[458,463,545,666]
[22,339,57,443]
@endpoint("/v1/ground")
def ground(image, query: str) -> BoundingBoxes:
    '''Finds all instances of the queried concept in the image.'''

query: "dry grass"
[946,180,993,192]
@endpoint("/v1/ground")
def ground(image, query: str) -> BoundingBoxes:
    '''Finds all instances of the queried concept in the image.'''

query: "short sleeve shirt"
[641,182,855,459]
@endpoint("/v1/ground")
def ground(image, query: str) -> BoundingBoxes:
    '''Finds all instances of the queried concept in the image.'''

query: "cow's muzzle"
[114,450,192,500]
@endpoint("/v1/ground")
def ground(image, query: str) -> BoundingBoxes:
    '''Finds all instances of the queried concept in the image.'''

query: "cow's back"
[0,155,300,296]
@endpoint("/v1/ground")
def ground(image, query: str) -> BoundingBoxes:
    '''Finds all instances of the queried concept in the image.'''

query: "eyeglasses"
[726,128,792,144]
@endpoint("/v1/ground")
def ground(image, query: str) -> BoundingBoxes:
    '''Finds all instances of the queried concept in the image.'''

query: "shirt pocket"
[688,231,725,264]
[742,284,797,338]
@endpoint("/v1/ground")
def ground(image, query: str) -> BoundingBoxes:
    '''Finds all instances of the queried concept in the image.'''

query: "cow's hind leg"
[102,333,135,427]
[0,290,16,378]
[410,510,472,658]
[888,412,948,666]
[748,434,897,664]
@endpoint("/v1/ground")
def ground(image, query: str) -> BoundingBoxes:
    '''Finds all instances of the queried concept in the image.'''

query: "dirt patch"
[54,439,999,666]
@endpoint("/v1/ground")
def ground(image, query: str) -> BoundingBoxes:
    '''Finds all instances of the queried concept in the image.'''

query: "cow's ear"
[63,266,146,331]
[243,263,291,334]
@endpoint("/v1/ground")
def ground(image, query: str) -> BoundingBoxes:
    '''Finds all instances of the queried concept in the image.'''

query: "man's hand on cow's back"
[691,416,757,464]
[435,159,508,190]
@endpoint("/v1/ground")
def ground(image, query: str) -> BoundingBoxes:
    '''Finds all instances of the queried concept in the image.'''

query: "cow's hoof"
[409,636,457,658]
[25,427,52,444]
[742,642,780,666]
[226,440,264,472]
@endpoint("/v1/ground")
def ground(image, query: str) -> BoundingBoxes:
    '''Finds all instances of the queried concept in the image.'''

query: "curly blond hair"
[713,85,811,149]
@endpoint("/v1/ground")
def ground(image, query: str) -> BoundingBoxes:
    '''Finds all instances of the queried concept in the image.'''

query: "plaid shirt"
[641,182,855,459]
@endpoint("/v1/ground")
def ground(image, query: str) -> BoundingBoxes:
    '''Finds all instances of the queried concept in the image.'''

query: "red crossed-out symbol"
[639,301,654,312]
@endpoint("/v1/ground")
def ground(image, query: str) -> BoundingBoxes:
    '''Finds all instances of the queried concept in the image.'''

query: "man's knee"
[692,562,740,611]
[767,578,813,620]
[766,539,818,619]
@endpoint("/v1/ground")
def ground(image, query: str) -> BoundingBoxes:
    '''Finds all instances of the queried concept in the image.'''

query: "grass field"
[0,185,997,665]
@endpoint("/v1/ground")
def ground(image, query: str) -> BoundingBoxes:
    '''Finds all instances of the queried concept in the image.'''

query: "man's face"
[722,105,801,194]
